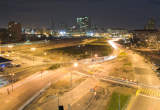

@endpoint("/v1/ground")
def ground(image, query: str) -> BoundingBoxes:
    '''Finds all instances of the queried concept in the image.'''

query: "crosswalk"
[136,88,160,99]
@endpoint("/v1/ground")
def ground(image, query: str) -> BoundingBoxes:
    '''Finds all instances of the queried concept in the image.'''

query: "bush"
[48,64,61,70]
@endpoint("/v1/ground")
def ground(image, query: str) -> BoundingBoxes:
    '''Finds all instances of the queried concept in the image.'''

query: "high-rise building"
[145,18,156,30]
[76,16,91,31]
[8,21,22,41]
[0,28,9,43]
[50,17,55,30]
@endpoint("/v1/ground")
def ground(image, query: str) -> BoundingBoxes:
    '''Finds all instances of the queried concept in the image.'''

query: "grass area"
[48,64,61,70]
[47,39,112,60]
[47,63,70,70]
[110,51,134,79]
[15,64,51,81]
[107,92,130,110]
[134,49,160,65]
[24,77,85,110]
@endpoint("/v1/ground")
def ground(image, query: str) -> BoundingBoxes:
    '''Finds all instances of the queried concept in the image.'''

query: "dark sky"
[1,0,160,29]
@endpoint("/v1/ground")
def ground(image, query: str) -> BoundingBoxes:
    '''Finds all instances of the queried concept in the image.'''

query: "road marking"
[136,88,160,100]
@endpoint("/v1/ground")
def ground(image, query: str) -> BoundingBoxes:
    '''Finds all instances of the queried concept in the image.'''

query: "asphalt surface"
[1,38,159,110]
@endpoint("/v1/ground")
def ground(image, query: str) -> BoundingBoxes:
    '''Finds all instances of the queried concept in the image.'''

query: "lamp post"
[44,52,47,56]
[30,48,36,64]
[73,62,78,68]
[70,62,78,89]
[94,54,98,58]
[71,62,78,87]
[10,73,15,92]
[68,62,78,110]
[119,95,121,110]
[8,45,13,49]
[8,45,13,55]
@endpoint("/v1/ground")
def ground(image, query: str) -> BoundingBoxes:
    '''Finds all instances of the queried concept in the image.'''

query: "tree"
[147,32,160,53]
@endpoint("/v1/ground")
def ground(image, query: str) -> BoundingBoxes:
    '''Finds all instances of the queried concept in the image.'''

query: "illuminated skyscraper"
[8,21,22,41]
[145,18,156,30]
[77,16,91,31]
[50,17,55,30]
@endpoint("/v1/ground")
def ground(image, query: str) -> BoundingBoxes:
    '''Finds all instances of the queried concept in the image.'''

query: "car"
[156,67,160,73]
[15,64,21,67]
[0,68,4,72]
[6,64,13,68]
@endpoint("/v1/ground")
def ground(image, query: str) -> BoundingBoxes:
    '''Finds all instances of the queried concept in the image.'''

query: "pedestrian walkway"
[136,88,160,99]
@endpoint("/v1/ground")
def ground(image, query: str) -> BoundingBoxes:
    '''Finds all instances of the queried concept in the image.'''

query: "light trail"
[108,40,118,50]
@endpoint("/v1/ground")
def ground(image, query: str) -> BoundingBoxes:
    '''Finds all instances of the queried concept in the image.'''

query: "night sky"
[1,0,160,29]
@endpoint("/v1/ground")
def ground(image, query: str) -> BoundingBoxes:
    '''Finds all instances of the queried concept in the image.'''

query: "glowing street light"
[95,54,98,58]
[31,47,36,51]
[73,62,78,67]
[44,52,47,56]
[8,45,14,54]
[8,45,13,48]
[70,62,78,90]
[10,73,15,92]
[59,31,66,36]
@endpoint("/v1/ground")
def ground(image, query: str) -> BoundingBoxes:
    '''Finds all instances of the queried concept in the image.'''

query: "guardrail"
[18,82,51,110]
[74,71,160,90]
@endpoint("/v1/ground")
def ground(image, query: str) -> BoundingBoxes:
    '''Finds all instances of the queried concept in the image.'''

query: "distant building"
[145,18,156,30]
[76,16,91,31]
[57,23,68,31]
[0,28,9,43]
[133,29,158,40]
[8,21,22,42]
[132,29,159,47]
[107,28,128,38]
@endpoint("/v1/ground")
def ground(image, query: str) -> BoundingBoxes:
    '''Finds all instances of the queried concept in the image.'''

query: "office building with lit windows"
[76,16,91,31]
[8,21,22,42]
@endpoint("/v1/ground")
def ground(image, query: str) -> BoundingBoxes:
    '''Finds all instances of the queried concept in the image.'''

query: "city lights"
[59,31,66,36]
[8,45,13,48]
[86,32,94,37]
[31,47,36,51]
[0,1,160,110]
[73,62,78,67]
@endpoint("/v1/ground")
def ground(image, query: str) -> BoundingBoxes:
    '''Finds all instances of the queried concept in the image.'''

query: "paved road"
[126,50,160,110]
[0,38,139,110]
[0,68,70,110]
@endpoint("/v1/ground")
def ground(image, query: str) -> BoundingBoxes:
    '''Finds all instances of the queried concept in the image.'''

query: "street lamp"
[71,62,78,88]
[8,45,13,54]
[10,73,15,92]
[73,62,78,68]
[31,47,36,51]
[8,45,13,48]
[30,48,36,64]
[94,54,98,58]
[68,62,79,110]
[44,52,47,56]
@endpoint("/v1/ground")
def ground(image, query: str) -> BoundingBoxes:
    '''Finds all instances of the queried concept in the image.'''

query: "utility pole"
[70,72,72,89]
[119,95,121,110]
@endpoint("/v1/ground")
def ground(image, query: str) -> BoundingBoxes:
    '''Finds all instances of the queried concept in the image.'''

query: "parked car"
[156,67,160,72]
[6,63,13,68]
[0,68,4,72]
[156,67,160,76]
[15,64,21,67]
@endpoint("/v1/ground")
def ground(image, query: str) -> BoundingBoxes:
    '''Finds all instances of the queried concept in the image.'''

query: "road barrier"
[18,82,51,110]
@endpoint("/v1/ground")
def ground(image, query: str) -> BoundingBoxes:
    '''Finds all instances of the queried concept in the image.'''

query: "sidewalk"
[34,78,98,110]
[0,68,68,110]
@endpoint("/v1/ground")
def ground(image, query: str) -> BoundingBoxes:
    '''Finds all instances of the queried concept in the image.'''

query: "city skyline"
[0,1,160,110]
[1,0,160,29]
